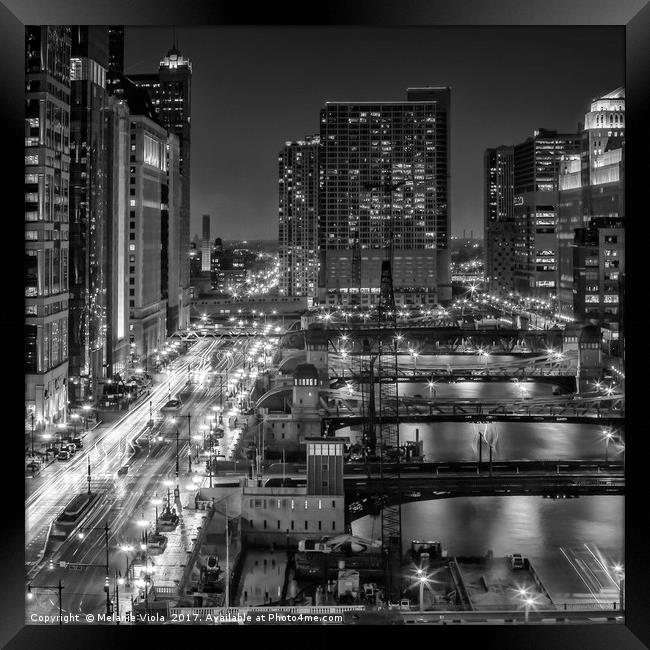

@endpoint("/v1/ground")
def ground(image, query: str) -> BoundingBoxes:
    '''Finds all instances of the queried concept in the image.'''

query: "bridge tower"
[377,259,403,603]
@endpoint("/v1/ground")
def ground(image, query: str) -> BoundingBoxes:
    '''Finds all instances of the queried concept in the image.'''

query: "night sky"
[125,26,624,242]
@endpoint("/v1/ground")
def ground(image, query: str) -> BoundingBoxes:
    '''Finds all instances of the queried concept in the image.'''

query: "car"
[161,399,182,412]
[57,450,71,461]
[117,465,129,477]
[25,461,41,473]
[72,437,83,449]
[65,444,77,455]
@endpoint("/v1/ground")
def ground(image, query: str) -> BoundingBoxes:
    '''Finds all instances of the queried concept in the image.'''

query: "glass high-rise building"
[278,136,320,301]
[513,129,582,299]
[25,26,72,425]
[318,88,451,308]
[557,88,625,332]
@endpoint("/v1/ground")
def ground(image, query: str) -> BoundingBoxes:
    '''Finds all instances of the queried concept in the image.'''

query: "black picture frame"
[2,1,648,647]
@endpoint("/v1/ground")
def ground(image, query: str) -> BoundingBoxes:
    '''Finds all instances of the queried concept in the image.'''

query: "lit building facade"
[210,237,224,291]
[278,136,319,302]
[25,26,71,425]
[318,88,451,308]
[129,45,192,332]
[201,214,211,272]
[162,134,183,335]
[110,76,169,362]
[67,27,110,404]
[513,129,582,299]
[484,145,515,293]
[557,88,625,332]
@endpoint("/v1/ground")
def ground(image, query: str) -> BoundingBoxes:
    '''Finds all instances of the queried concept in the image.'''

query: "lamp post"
[30,412,35,457]
[27,581,64,625]
[524,597,534,623]
[87,456,92,495]
[412,351,419,376]
[115,571,123,624]
[119,544,133,586]
[82,403,92,432]
[152,494,162,535]
[604,430,614,463]
[175,424,180,484]
[416,569,427,612]
[613,564,625,611]
[77,521,111,616]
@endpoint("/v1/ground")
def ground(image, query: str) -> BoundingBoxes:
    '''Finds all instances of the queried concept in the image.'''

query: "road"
[25,332,265,623]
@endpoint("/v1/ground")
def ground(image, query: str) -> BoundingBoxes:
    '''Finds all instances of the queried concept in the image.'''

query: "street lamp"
[604,429,614,463]
[613,564,625,611]
[77,521,112,616]
[82,403,92,432]
[417,570,427,612]
[30,412,35,457]
[524,596,535,623]
[119,544,134,586]
[27,581,64,625]
[70,413,80,437]
[412,351,419,375]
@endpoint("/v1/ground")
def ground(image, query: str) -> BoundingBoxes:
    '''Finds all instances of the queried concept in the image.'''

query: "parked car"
[57,450,71,461]
[25,461,41,473]
[72,437,83,449]
[117,465,129,477]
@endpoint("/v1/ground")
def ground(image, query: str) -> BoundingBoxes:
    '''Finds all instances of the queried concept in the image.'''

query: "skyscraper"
[129,41,192,332]
[201,215,211,272]
[68,27,110,404]
[104,92,131,377]
[557,88,625,332]
[513,129,582,298]
[107,26,124,74]
[25,26,72,425]
[278,136,320,302]
[484,146,515,293]
[318,87,451,308]
[111,75,169,363]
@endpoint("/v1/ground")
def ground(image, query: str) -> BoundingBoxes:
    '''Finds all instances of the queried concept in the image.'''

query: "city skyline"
[124,26,623,240]
[21,21,628,632]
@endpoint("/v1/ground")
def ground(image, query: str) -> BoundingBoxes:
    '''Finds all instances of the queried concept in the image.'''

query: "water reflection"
[352,496,623,563]
[238,550,286,606]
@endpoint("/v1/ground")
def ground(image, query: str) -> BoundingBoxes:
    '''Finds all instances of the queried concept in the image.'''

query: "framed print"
[1,1,648,648]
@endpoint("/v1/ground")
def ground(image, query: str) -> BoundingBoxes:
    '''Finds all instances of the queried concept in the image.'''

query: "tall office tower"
[163,133,183,334]
[210,237,224,290]
[512,128,582,299]
[484,146,515,293]
[557,88,624,334]
[406,87,451,302]
[25,26,71,425]
[278,136,320,302]
[104,93,131,377]
[318,87,451,308]
[68,27,110,404]
[201,214,211,271]
[111,75,169,362]
[129,40,192,330]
